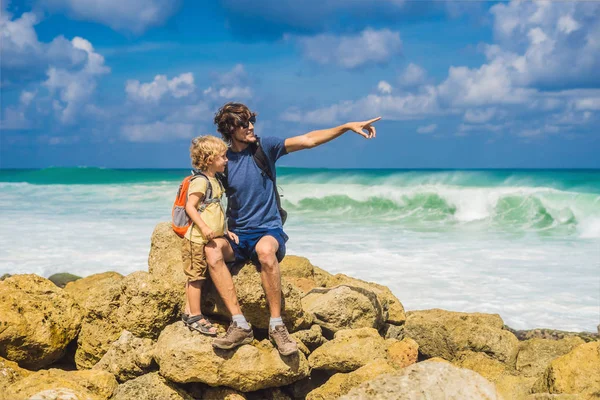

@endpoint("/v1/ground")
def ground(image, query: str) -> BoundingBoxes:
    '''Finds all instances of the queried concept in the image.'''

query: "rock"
[339,361,503,400]
[0,274,11,280]
[4,369,118,400]
[203,262,312,331]
[111,372,193,400]
[325,274,406,325]
[301,286,384,334]
[93,330,155,383]
[0,274,82,369]
[494,374,538,400]
[148,222,187,287]
[279,255,324,294]
[526,394,584,400]
[292,325,328,352]
[506,327,598,343]
[306,361,396,400]
[281,370,331,400]
[247,387,291,400]
[48,272,81,288]
[0,356,32,391]
[453,351,508,382]
[381,323,404,340]
[308,328,388,373]
[516,337,585,377]
[387,337,419,369]
[154,322,310,392]
[405,309,519,364]
[64,271,124,318]
[72,271,180,369]
[203,387,247,399]
[532,341,600,396]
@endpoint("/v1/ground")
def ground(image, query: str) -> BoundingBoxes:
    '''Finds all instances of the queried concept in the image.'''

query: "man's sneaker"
[212,321,254,350]
[269,324,298,356]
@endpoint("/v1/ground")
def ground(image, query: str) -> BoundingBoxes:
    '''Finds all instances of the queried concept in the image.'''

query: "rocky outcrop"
[48,272,81,288]
[111,372,193,400]
[324,273,406,325]
[309,328,395,373]
[515,337,585,377]
[93,330,156,382]
[4,369,118,400]
[306,361,396,400]
[340,361,503,399]
[0,356,31,391]
[0,274,82,369]
[69,271,180,369]
[532,341,600,397]
[148,222,187,287]
[202,262,313,331]
[302,286,385,334]
[405,309,519,365]
[154,322,310,392]
[279,255,329,294]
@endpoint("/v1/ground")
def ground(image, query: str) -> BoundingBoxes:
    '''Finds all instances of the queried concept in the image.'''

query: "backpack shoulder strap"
[251,138,275,184]
[191,171,213,201]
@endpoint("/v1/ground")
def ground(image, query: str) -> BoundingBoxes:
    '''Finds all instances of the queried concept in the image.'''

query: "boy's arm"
[185,192,216,240]
[284,117,381,154]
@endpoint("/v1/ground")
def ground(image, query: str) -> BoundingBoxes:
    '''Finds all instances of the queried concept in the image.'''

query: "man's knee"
[256,244,278,270]
[205,240,225,267]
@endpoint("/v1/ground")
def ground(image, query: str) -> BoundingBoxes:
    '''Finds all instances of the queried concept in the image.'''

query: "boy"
[182,135,238,335]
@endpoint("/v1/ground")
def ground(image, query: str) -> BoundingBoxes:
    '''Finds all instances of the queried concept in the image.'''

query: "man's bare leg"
[255,236,282,318]
[205,238,242,316]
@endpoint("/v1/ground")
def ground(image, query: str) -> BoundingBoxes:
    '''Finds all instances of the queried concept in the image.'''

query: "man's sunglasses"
[240,115,256,129]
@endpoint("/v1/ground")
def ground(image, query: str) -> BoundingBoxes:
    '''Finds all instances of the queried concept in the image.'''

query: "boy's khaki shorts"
[181,239,207,282]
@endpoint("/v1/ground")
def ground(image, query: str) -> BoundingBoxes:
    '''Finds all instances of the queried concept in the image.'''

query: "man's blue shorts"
[227,227,288,266]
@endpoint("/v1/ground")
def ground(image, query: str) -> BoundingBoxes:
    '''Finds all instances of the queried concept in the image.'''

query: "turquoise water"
[1,168,599,331]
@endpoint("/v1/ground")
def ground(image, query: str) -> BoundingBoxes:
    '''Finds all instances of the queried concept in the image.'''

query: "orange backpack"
[171,172,222,237]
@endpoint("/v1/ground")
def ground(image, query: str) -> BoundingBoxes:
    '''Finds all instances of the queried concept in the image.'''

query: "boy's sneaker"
[269,324,298,356]
[212,321,254,350]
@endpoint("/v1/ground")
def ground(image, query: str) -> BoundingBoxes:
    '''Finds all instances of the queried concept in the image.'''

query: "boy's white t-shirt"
[184,176,226,244]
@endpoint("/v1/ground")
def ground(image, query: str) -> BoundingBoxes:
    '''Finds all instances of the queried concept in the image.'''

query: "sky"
[1,0,599,169]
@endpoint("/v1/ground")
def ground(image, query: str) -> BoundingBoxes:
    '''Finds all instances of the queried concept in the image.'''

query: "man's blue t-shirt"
[225,136,287,233]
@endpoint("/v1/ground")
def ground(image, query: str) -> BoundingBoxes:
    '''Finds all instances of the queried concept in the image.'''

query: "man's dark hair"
[213,102,256,144]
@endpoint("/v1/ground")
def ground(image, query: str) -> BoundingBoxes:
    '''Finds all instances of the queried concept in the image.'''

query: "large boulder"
[453,351,507,382]
[532,341,600,397]
[325,274,406,325]
[386,337,419,369]
[0,274,82,369]
[0,356,31,391]
[292,325,328,353]
[279,255,330,294]
[405,309,519,364]
[111,372,193,400]
[70,271,180,369]
[4,369,118,400]
[148,222,187,287]
[154,322,310,392]
[308,328,389,373]
[515,337,585,377]
[203,262,312,331]
[301,286,384,334]
[339,361,503,400]
[306,361,396,400]
[93,330,156,383]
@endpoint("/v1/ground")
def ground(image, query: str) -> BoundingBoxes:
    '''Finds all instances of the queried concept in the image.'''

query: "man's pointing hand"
[345,117,381,139]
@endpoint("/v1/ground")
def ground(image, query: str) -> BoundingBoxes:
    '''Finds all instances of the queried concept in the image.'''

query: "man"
[208,102,380,355]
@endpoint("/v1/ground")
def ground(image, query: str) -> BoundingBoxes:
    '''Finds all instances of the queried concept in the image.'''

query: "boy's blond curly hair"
[190,135,228,171]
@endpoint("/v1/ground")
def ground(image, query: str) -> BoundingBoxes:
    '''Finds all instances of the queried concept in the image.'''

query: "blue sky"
[1,0,599,169]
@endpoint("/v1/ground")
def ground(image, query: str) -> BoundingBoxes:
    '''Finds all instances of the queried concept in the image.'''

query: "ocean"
[1,168,599,332]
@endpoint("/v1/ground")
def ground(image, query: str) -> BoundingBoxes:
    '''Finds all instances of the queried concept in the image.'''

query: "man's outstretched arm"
[284,117,381,154]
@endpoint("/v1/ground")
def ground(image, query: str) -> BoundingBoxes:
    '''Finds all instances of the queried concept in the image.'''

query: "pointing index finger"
[367,116,382,125]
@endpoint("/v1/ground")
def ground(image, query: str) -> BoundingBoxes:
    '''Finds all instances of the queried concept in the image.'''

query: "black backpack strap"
[251,138,287,224]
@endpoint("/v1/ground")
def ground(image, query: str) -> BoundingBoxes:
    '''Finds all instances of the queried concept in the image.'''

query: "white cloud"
[417,124,437,134]
[43,37,110,123]
[296,28,402,69]
[39,0,181,34]
[126,73,195,102]
[464,108,497,124]
[203,64,252,100]
[399,63,427,87]
[377,81,392,94]
[121,122,195,142]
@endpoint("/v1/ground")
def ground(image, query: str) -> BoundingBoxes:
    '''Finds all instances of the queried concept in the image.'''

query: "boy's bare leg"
[255,236,281,318]
[205,238,242,316]
[187,280,203,316]
[184,282,191,315]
